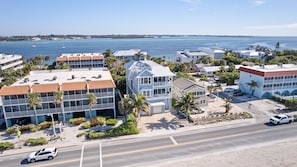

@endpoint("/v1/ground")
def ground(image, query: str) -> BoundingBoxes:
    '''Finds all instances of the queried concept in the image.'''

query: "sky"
[1,0,297,36]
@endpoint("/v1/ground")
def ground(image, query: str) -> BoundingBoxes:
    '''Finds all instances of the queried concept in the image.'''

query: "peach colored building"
[0,68,116,128]
[55,53,105,69]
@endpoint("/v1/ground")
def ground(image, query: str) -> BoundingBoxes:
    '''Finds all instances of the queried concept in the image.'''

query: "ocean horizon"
[1,36,297,63]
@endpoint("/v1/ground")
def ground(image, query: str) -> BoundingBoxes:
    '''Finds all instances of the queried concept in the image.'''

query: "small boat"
[32,45,36,47]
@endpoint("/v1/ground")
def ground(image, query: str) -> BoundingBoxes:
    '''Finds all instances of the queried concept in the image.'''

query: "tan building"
[0,68,115,128]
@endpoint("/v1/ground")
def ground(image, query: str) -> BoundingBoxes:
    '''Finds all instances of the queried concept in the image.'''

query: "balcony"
[153,82,171,86]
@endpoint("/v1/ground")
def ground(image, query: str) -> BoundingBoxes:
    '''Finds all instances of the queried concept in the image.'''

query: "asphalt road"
[1,121,297,167]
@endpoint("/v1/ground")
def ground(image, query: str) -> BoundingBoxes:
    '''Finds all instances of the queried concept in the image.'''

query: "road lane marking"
[99,143,103,167]
[80,145,84,167]
[169,136,178,145]
[103,127,290,158]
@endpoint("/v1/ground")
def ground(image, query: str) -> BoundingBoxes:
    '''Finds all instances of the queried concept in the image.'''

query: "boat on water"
[32,45,36,47]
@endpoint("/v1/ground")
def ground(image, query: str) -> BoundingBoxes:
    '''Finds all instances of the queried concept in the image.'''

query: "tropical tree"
[118,96,134,118]
[222,97,232,114]
[56,62,70,69]
[86,93,97,120]
[174,93,198,120]
[54,91,65,124]
[27,92,42,125]
[104,49,113,57]
[207,85,215,94]
[214,85,223,101]
[246,80,258,96]
[132,93,150,122]
[199,75,209,86]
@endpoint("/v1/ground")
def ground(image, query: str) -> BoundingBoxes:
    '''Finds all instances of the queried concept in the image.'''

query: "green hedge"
[25,137,48,146]
[106,119,118,126]
[82,121,91,129]
[69,117,86,125]
[0,142,14,150]
[96,117,106,125]
[86,114,138,139]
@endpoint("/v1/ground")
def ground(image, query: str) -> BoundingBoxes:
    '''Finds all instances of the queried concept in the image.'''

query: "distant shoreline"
[0,34,261,42]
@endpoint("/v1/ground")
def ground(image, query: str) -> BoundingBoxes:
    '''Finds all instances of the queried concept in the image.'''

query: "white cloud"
[247,23,297,30]
[254,0,266,6]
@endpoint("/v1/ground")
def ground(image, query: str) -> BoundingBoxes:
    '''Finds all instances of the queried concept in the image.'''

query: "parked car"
[207,94,216,99]
[224,87,235,93]
[27,147,58,163]
[269,114,295,125]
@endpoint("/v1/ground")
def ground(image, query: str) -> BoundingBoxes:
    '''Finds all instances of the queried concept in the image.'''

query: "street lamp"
[48,114,56,136]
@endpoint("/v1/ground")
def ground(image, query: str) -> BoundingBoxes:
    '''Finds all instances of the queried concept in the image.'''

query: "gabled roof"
[88,80,116,89]
[61,82,87,91]
[173,77,205,92]
[125,60,175,77]
[0,85,30,96]
[31,83,60,93]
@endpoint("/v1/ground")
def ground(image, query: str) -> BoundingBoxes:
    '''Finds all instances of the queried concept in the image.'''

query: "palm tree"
[86,93,97,120]
[213,85,223,101]
[222,97,232,113]
[246,80,258,96]
[199,75,209,86]
[28,92,42,125]
[174,93,198,120]
[118,96,134,119]
[54,91,65,124]
[132,93,150,122]
[207,85,215,94]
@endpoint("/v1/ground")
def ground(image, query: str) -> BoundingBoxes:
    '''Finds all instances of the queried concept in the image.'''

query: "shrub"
[5,126,16,134]
[69,117,86,125]
[19,124,32,132]
[96,117,106,125]
[90,119,99,127]
[76,132,87,138]
[106,119,118,126]
[82,121,91,129]
[25,137,48,146]
[86,115,138,139]
[38,121,52,130]
[0,142,14,150]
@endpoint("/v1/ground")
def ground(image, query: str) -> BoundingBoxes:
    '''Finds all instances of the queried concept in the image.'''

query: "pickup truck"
[270,114,295,125]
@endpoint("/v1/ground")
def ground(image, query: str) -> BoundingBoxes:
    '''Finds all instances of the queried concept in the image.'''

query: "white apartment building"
[237,50,265,59]
[0,54,23,75]
[125,60,175,114]
[55,53,105,69]
[199,47,225,59]
[0,68,116,128]
[239,64,297,98]
[175,50,209,63]
[113,49,147,61]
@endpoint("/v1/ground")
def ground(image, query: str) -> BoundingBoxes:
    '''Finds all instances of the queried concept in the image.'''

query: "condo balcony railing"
[153,82,172,86]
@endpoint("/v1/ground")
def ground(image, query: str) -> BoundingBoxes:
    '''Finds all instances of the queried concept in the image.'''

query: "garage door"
[150,102,165,115]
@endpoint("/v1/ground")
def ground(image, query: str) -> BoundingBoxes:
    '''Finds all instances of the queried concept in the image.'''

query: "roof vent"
[52,76,57,81]
[24,78,29,83]
[278,63,283,68]
[259,64,265,69]
[71,75,75,80]
[98,74,102,79]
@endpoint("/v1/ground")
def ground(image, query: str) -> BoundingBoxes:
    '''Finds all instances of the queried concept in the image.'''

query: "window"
[69,91,74,95]
[49,103,55,108]
[20,105,27,111]
[83,100,88,105]
[42,103,49,109]
[64,101,69,107]
[47,92,54,96]
[141,77,151,84]
[70,101,76,107]
[108,97,113,103]
[5,106,11,112]
[12,106,19,112]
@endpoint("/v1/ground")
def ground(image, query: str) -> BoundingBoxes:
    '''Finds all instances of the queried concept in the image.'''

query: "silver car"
[27,147,58,163]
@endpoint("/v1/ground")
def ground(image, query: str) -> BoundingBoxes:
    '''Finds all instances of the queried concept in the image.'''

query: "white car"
[269,114,295,125]
[27,147,58,163]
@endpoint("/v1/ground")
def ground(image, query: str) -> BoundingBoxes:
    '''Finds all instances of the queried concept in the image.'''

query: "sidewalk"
[0,117,255,157]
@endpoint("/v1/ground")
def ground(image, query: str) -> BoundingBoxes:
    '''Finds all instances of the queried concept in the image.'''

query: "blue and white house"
[125,60,175,114]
